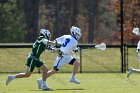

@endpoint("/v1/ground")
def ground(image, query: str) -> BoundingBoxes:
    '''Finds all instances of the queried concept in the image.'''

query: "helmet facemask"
[40,29,51,40]
[75,32,82,40]
[70,26,82,40]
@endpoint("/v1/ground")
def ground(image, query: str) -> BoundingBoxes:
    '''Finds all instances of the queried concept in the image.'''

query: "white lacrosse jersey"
[55,35,78,55]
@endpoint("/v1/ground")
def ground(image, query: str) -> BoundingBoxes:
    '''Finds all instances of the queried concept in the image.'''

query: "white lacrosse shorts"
[53,55,76,71]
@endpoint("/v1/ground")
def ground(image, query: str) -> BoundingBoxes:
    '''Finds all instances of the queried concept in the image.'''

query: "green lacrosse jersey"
[31,36,47,59]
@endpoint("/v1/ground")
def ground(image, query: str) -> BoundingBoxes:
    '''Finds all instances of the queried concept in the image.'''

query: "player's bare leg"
[6,66,32,85]
[39,64,48,81]
[37,66,56,90]
[15,67,32,78]
[72,61,80,75]
[69,61,80,84]
[37,64,52,90]
[46,69,56,78]
[127,67,140,78]
[134,69,140,73]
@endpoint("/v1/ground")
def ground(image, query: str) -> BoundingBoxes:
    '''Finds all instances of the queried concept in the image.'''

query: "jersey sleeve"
[72,41,78,51]
[42,38,49,45]
[55,35,64,44]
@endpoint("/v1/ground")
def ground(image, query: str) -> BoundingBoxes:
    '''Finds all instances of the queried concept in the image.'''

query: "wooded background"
[0,0,140,44]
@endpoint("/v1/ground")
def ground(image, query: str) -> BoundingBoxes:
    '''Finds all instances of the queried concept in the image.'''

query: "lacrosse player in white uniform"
[37,26,82,90]
[127,28,140,77]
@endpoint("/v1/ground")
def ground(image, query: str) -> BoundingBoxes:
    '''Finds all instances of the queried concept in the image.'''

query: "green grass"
[0,47,139,72]
[1,73,140,93]
[0,48,125,72]
[0,48,140,93]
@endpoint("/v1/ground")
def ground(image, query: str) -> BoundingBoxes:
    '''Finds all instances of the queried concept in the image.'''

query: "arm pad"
[42,39,49,45]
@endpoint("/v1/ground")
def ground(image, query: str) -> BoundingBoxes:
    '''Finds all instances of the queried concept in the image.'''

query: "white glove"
[132,28,140,36]
[73,47,80,53]
[72,47,80,59]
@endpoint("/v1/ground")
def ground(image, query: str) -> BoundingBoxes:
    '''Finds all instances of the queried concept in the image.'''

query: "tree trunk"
[71,0,78,26]
[24,0,39,42]
[54,0,60,38]
[88,0,98,43]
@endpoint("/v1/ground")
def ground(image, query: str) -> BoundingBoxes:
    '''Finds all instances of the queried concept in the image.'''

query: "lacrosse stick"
[132,27,140,36]
[95,43,106,50]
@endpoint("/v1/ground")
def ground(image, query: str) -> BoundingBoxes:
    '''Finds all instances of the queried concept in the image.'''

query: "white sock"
[71,73,75,79]
[38,78,42,80]
[11,75,16,79]
[42,81,47,87]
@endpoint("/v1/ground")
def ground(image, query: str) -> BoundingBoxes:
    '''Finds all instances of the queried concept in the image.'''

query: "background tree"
[1,0,140,44]
[24,0,39,42]
[0,0,24,43]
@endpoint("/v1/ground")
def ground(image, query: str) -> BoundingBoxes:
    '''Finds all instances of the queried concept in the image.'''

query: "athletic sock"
[11,75,16,79]
[38,78,42,80]
[71,73,75,80]
[42,81,47,87]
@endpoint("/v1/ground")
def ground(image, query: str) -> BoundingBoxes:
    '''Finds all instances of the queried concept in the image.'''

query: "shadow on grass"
[30,88,84,91]
[29,89,53,91]
[56,88,84,91]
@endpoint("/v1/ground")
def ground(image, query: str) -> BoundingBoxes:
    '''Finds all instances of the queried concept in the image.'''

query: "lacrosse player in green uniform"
[6,29,53,90]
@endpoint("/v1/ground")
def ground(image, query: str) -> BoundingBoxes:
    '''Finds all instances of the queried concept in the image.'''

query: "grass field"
[1,73,140,93]
[0,48,139,72]
[0,48,140,93]
[0,48,132,72]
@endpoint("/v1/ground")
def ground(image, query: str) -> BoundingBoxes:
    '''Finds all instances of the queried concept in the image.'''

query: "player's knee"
[51,69,57,74]
[47,68,57,75]
[73,61,80,67]
[53,66,59,72]
[40,65,49,73]
[42,68,48,73]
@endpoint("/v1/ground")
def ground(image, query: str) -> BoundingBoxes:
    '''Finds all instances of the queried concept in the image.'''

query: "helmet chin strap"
[71,35,77,40]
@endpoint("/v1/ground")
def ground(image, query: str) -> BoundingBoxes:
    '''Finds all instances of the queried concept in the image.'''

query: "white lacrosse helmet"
[70,26,82,40]
[40,29,51,39]
[132,27,140,36]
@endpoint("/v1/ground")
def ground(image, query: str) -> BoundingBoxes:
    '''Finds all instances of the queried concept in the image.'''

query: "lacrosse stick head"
[95,43,106,50]
[132,28,140,36]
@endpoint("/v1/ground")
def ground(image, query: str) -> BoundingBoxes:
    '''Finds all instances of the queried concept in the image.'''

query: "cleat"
[37,79,42,89]
[69,78,80,84]
[127,67,134,78]
[41,85,52,91]
[6,75,14,85]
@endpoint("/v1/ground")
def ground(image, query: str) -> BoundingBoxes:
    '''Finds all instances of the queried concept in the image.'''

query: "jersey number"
[62,38,70,47]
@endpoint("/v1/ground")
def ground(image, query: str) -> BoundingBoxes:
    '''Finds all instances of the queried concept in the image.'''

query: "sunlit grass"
[0,48,140,93]
[1,73,140,93]
[0,48,124,73]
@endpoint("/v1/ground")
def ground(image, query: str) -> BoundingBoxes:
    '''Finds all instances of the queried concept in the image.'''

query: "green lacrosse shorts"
[26,58,44,72]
